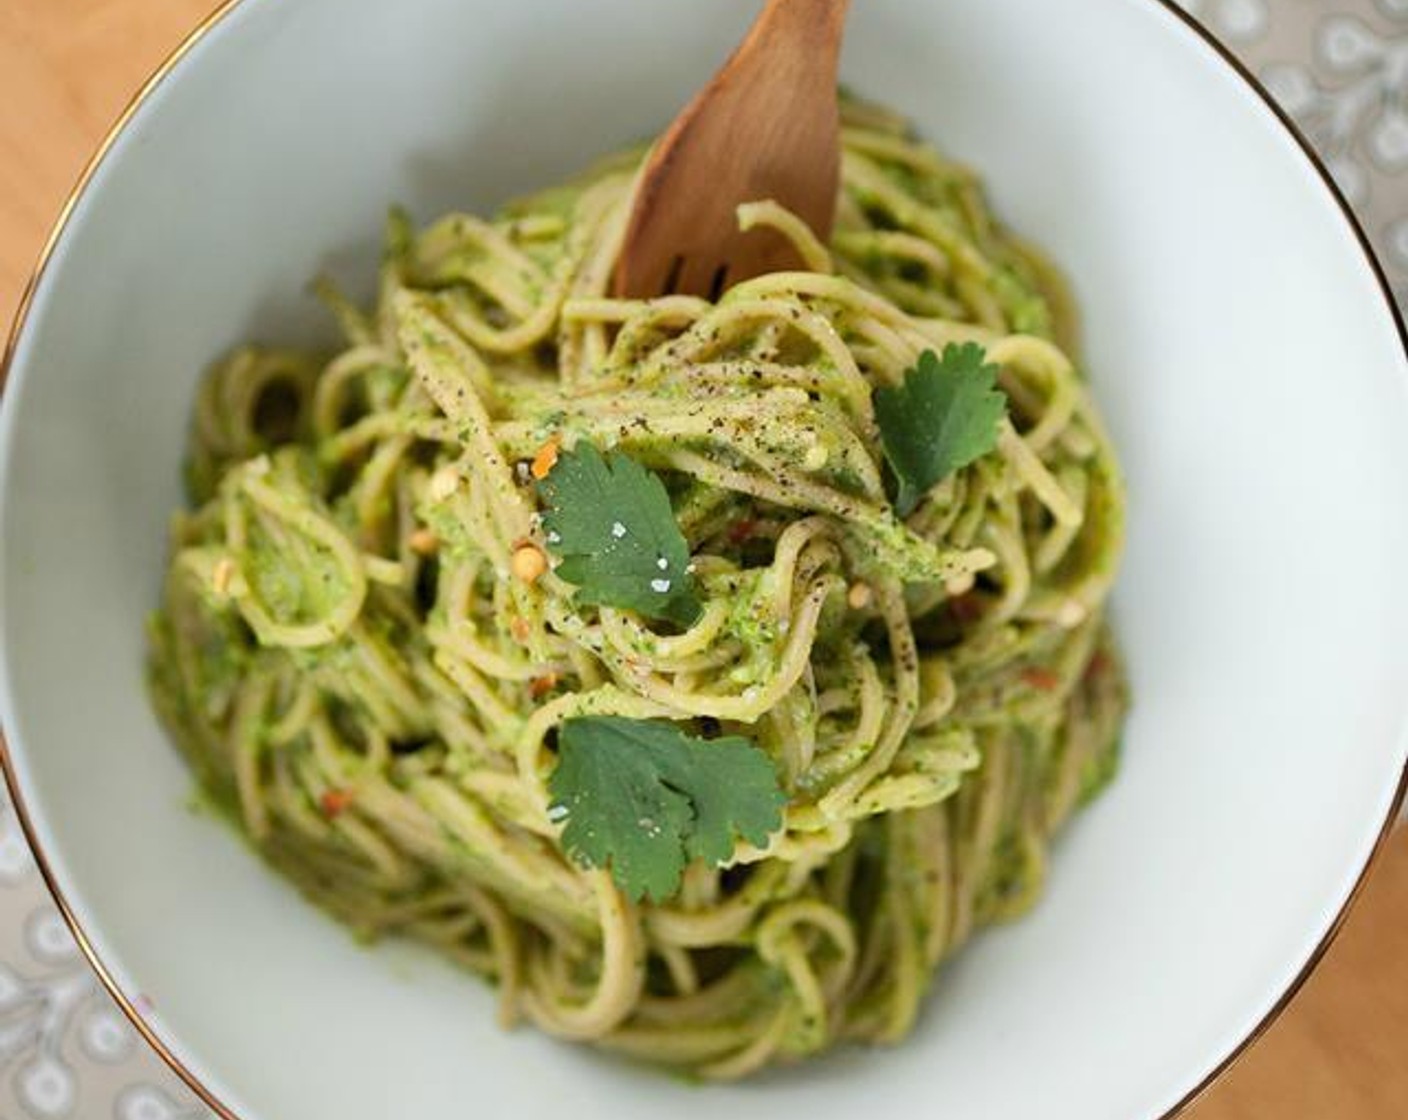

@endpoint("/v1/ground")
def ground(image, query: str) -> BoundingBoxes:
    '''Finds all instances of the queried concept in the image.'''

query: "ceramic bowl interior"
[2,1,1407,1118]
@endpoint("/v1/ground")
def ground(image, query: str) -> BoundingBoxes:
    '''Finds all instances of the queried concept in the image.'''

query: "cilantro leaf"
[548,716,786,902]
[873,343,1007,516]
[538,442,701,626]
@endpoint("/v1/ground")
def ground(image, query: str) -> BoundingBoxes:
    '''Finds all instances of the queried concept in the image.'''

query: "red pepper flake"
[529,672,560,699]
[320,789,354,819]
[510,617,531,643]
[1083,650,1112,683]
[727,519,758,545]
[1021,667,1062,692]
[529,435,562,481]
[947,593,983,625]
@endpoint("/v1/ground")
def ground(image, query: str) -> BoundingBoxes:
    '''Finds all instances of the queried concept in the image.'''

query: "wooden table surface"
[2,2,1407,1116]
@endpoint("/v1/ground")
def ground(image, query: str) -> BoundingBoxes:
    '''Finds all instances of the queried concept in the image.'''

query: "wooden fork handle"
[749,0,851,63]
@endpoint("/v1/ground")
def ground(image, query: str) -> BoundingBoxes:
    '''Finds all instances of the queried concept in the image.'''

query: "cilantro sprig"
[547,716,786,902]
[537,442,701,626]
[874,343,1007,516]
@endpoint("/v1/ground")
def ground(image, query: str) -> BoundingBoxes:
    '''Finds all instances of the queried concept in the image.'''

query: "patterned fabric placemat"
[1,2,1404,1116]
[1185,0,1408,303]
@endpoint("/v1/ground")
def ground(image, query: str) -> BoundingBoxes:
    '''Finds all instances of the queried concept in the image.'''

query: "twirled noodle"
[148,98,1128,1078]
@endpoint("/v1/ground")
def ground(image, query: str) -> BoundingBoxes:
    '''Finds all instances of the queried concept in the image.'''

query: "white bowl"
[2,1,1406,1117]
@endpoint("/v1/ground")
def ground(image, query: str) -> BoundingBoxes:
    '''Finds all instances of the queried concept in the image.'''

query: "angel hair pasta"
[148,99,1127,1078]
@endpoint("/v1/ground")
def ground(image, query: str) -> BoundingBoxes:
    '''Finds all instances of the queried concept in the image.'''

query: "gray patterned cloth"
[1,2,1404,1116]
[1185,0,1408,302]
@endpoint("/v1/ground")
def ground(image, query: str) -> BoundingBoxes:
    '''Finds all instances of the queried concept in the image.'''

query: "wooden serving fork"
[613,0,852,300]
